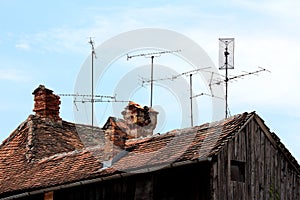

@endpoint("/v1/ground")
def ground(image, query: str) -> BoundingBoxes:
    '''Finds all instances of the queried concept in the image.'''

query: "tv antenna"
[88,37,97,131]
[163,68,210,127]
[58,39,131,130]
[127,49,181,108]
[139,67,209,86]
[217,38,270,118]
[211,66,270,117]
[210,67,270,87]
[139,67,222,127]
[219,38,234,118]
[58,93,116,110]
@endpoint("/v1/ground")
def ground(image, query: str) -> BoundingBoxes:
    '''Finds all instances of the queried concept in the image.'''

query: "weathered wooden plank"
[265,133,270,199]
[217,151,222,200]
[254,120,259,199]
[244,122,250,199]
[249,121,255,199]
[276,151,281,199]
[211,161,218,200]
[280,156,285,199]
[259,127,265,200]
[227,141,232,199]
[224,147,229,199]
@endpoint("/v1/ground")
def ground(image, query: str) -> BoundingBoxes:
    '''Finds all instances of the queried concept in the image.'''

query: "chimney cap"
[127,101,158,113]
[32,85,53,95]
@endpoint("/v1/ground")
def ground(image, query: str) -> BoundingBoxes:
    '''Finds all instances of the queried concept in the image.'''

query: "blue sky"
[0,0,300,161]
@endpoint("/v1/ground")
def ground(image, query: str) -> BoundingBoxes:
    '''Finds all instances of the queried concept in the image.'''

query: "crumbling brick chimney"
[103,117,127,149]
[102,117,127,165]
[102,102,158,166]
[32,85,61,121]
[103,101,159,147]
[121,101,158,138]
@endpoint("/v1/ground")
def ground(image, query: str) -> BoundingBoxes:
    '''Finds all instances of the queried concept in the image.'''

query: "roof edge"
[253,113,300,174]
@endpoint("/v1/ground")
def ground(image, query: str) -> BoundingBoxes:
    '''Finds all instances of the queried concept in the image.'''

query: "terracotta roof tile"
[0,115,106,196]
[0,111,299,197]
[110,112,252,172]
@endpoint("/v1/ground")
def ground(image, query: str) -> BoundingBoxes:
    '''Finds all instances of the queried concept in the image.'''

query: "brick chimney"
[102,117,127,165]
[32,85,61,121]
[102,102,158,166]
[103,117,128,148]
[121,101,158,138]
[103,102,159,147]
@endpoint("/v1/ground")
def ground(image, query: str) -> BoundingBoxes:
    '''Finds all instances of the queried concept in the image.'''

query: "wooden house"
[0,85,299,199]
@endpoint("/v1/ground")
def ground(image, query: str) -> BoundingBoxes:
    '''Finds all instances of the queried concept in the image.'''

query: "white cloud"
[232,0,300,20]
[15,42,31,51]
[0,69,28,82]
[16,4,224,55]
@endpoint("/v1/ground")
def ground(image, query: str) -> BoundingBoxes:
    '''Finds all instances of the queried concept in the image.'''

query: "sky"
[0,0,299,161]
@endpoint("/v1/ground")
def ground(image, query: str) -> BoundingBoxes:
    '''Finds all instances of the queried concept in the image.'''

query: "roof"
[0,112,299,198]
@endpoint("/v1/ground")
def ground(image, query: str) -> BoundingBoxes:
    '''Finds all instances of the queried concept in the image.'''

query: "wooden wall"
[52,162,211,200]
[211,117,300,199]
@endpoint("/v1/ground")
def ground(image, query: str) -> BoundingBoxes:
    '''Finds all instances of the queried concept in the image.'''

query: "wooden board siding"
[211,117,300,199]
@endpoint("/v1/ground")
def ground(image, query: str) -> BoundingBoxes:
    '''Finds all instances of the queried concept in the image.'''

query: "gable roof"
[0,112,299,198]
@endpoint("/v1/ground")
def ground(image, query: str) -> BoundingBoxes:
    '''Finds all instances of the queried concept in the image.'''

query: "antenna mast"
[188,72,223,126]
[59,39,131,128]
[189,74,193,127]
[219,38,234,118]
[127,49,181,108]
[88,37,96,131]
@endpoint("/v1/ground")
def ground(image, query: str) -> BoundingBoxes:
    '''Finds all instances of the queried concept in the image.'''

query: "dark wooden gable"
[211,114,300,200]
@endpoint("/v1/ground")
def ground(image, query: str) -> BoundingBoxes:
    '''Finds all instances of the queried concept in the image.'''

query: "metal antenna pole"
[92,43,94,130]
[150,56,154,108]
[88,38,96,131]
[150,56,154,107]
[219,38,234,119]
[224,44,229,118]
[127,49,181,108]
[190,74,193,127]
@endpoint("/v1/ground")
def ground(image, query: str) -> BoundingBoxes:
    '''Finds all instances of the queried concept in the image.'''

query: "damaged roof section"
[0,108,254,195]
[0,115,106,196]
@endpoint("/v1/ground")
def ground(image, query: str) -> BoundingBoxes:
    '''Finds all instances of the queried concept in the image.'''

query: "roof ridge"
[204,112,254,157]
[196,112,252,130]
[25,115,36,162]
[38,144,105,163]
[125,112,254,149]
[0,115,34,149]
